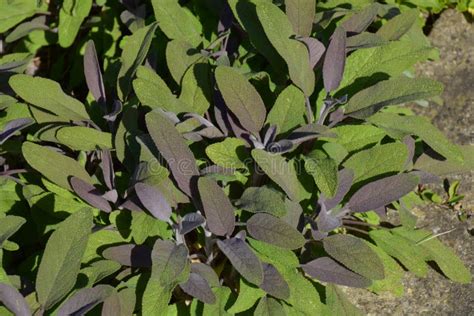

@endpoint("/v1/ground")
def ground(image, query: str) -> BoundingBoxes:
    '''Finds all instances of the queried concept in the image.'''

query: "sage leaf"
[302,257,371,288]
[22,142,94,191]
[9,74,89,122]
[304,150,339,198]
[266,84,306,135]
[166,39,202,84]
[117,22,158,101]
[217,237,264,285]
[102,288,136,316]
[254,296,286,316]
[0,216,25,246]
[323,27,346,93]
[84,40,106,104]
[179,62,212,115]
[145,111,199,196]
[179,273,216,304]
[377,9,418,41]
[36,209,93,310]
[70,177,112,213]
[285,0,316,36]
[325,284,364,316]
[58,0,92,48]
[57,285,114,316]
[252,149,309,202]
[343,143,408,184]
[102,244,152,268]
[198,177,235,236]
[323,234,385,280]
[367,112,463,162]
[0,283,31,316]
[228,279,265,314]
[260,263,290,300]
[341,3,379,34]
[257,1,315,96]
[247,213,305,250]
[205,137,248,169]
[151,0,202,46]
[135,182,172,221]
[215,66,266,135]
[345,77,443,119]
[56,126,113,151]
[237,186,287,218]
[348,173,419,213]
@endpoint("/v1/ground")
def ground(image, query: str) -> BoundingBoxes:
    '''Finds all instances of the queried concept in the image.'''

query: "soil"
[343,10,474,315]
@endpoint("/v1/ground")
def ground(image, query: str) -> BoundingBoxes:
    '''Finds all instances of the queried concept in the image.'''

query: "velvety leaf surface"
[117,22,158,100]
[247,213,305,249]
[237,186,287,218]
[102,288,136,316]
[151,0,202,46]
[252,149,308,202]
[9,74,89,121]
[84,40,106,104]
[228,279,265,314]
[198,177,236,236]
[260,263,290,300]
[302,257,371,288]
[146,111,199,196]
[414,145,474,176]
[343,142,408,184]
[348,173,419,213]
[367,112,463,161]
[323,27,346,93]
[369,230,429,277]
[285,0,316,36]
[205,137,248,169]
[102,244,152,268]
[0,117,34,145]
[254,296,286,316]
[265,84,306,135]
[179,273,216,304]
[256,1,315,96]
[36,209,93,310]
[377,9,418,40]
[56,126,113,151]
[70,177,112,213]
[322,124,386,153]
[325,284,364,316]
[22,142,94,191]
[217,237,264,285]
[215,66,266,135]
[57,285,114,316]
[166,39,202,84]
[0,216,26,246]
[58,0,92,48]
[341,3,379,34]
[305,151,339,198]
[135,182,172,221]
[0,283,31,316]
[179,62,212,115]
[323,234,385,280]
[345,77,443,118]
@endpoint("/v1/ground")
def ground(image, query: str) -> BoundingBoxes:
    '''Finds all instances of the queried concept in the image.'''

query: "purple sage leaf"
[102,244,152,268]
[179,273,216,304]
[300,37,326,69]
[260,263,290,300]
[302,257,371,288]
[57,285,114,316]
[323,27,347,93]
[135,182,172,221]
[0,118,34,145]
[180,212,205,235]
[70,177,112,213]
[84,40,106,104]
[0,283,31,316]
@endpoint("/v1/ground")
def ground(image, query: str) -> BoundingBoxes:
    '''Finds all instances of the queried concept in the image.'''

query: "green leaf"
[133,66,191,113]
[151,0,202,46]
[56,126,113,151]
[321,124,386,153]
[215,66,266,135]
[369,229,428,277]
[205,138,248,170]
[285,269,323,315]
[0,0,39,33]
[36,209,93,310]
[414,145,474,176]
[179,63,212,115]
[0,216,25,247]
[343,142,408,184]
[166,39,202,85]
[377,9,419,41]
[247,213,305,250]
[323,234,385,280]
[9,74,89,122]
[345,77,443,119]
[367,112,463,161]
[256,2,315,96]
[202,287,232,316]
[58,0,92,48]
[117,22,158,101]
[393,228,471,284]
[81,260,121,287]
[254,296,286,316]
[252,149,309,202]
[228,279,265,314]
[266,84,306,135]
[22,142,94,191]
[324,284,363,316]
[83,229,128,264]
[365,242,404,297]
[304,150,339,198]
[103,288,136,316]
[237,186,287,218]
[130,212,172,245]
[285,0,316,36]
[339,41,435,93]
[248,238,299,274]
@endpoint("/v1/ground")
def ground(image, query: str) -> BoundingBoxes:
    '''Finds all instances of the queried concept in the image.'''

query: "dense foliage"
[0,0,472,315]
